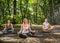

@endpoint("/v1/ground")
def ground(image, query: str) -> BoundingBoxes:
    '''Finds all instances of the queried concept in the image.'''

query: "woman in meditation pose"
[18,18,34,38]
[42,18,54,32]
[3,20,14,34]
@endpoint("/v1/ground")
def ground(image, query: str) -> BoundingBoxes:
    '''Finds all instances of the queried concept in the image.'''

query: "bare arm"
[48,23,52,28]
[18,24,23,34]
[29,26,32,32]
[42,23,45,30]
[3,24,7,31]
[29,25,34,32]
[19,25,23,33]
[11,24,14,30]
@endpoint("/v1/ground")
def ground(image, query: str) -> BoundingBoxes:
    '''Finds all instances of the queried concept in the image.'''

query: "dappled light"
[0,0,60,43]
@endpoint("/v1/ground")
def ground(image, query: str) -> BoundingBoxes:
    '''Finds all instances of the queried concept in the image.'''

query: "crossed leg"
[42,26,54,32]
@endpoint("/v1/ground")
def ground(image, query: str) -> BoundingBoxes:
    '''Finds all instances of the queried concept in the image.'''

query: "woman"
[42,18,54,32]
[18,18,34,38]
[3,20,14,34]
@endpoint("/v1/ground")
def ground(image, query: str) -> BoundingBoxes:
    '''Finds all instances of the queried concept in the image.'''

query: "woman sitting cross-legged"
[42,18,54,32]
[2,20,14,34]
[18,18,35,38]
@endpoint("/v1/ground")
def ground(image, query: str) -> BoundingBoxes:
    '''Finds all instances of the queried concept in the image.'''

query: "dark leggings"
[3,30,14,34]
[19,32,35,38]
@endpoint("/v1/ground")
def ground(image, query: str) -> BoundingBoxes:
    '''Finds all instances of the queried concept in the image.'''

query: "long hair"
[23,18,29,24]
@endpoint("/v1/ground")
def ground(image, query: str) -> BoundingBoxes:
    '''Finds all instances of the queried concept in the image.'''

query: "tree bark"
[13,0,16,15]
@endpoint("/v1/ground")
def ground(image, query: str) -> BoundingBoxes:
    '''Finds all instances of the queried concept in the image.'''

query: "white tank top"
[44,22,49,29]
[22,24,29,34]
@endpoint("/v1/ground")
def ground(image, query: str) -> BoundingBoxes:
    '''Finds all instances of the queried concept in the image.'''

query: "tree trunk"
[13,0,16,15]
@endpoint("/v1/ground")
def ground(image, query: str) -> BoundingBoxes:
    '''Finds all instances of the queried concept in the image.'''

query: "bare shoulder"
[43,22,45,25]
[11,23,13,25]
[28,24,30,27]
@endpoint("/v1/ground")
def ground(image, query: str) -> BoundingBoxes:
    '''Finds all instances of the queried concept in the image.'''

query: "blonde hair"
[23,18,29,24]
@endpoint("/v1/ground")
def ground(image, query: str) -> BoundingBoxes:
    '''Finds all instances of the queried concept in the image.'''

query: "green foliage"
[3,15,12,23]
[13,14,22,24]
[0,0,60,25]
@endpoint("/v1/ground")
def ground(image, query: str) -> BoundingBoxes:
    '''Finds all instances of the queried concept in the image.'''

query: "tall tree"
[13,0,16,15]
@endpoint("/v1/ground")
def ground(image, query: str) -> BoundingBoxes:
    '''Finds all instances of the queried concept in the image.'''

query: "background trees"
[0,0,60,25]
